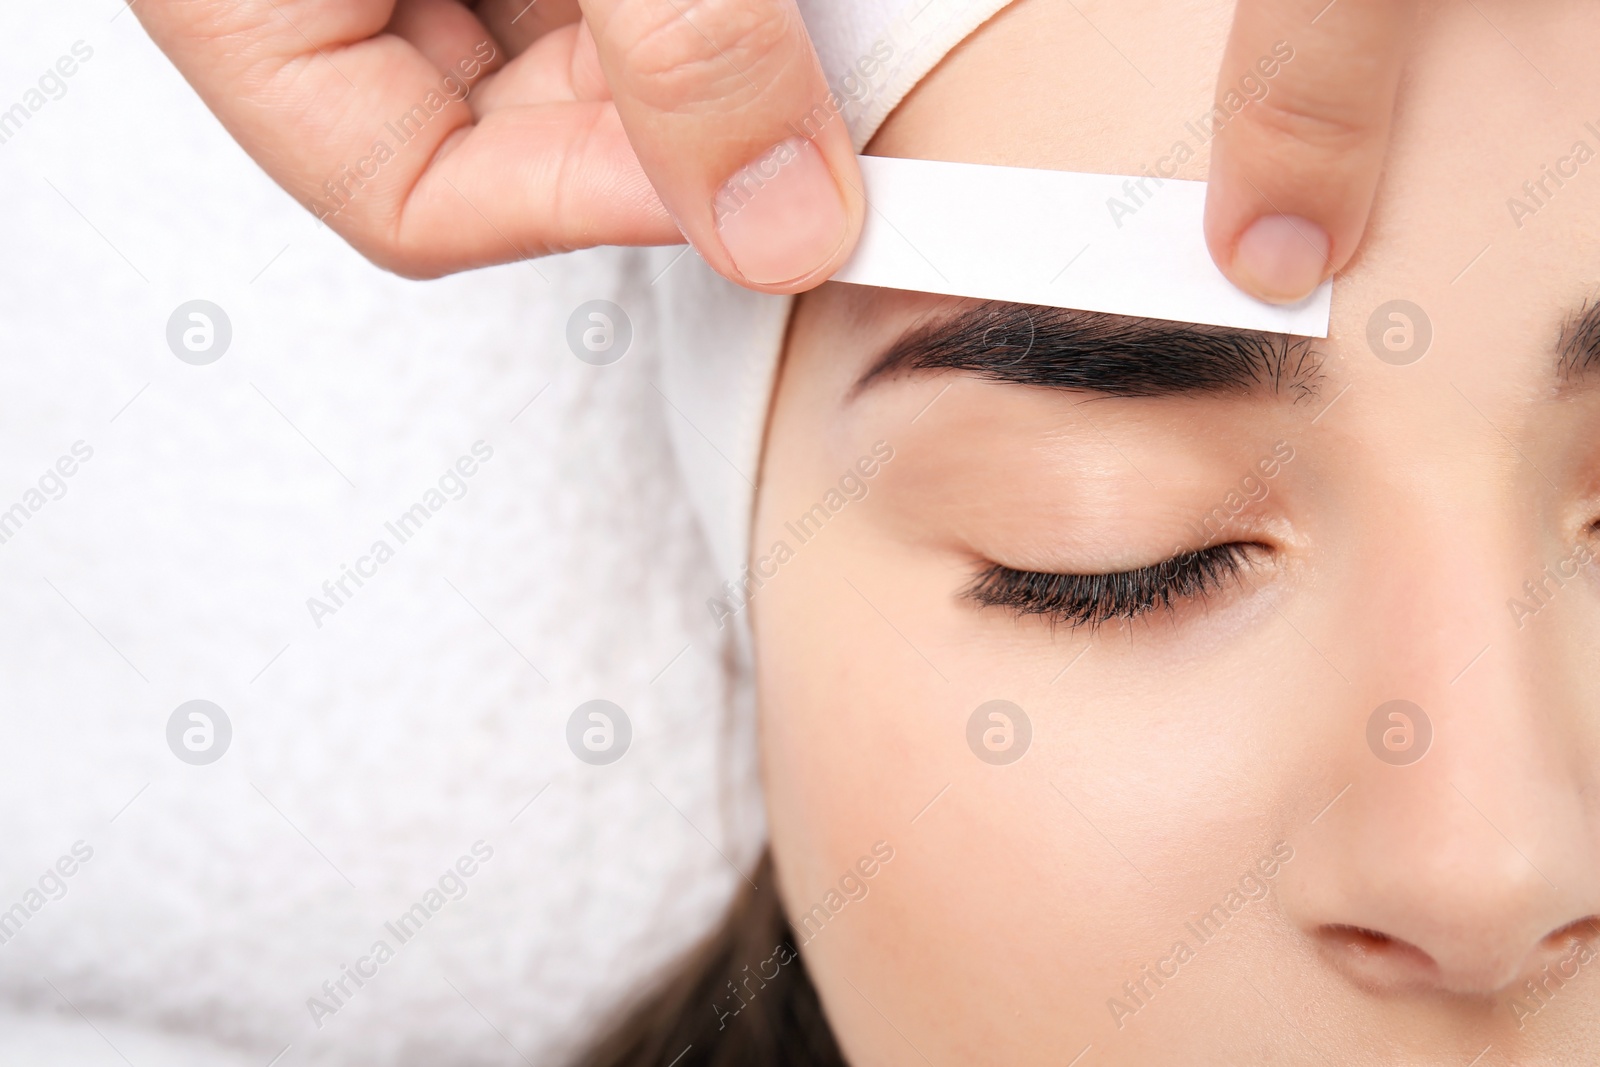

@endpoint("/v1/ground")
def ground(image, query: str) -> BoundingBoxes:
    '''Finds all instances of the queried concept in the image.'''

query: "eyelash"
[963,542,1262,631]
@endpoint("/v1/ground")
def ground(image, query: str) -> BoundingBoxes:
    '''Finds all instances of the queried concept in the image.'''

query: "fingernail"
[714,136,847,286]
[1232,215,1330,304]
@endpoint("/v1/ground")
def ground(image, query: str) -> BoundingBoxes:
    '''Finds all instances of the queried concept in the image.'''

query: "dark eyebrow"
[1557,299,1600,387]
[852,302,1324,402]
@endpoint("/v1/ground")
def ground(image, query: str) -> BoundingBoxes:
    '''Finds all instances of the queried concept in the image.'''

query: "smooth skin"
[754,0,1600,1063]
[136,0,1407,299]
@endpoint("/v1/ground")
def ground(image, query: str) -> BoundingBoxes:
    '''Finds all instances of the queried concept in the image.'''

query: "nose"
[1278,532,1600,997]
[1289,769,1599,995]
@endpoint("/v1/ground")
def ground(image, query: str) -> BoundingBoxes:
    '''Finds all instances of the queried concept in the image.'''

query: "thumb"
[1204,0,1417,304]
[579,0,865,293]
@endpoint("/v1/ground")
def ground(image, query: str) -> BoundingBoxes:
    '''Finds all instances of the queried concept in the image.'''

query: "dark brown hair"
[576,851,848,1067]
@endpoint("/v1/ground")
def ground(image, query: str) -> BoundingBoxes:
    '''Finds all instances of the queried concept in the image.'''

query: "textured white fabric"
[1,9,760,1066]
[798,0,1021,152]
[0,1,1007,1064]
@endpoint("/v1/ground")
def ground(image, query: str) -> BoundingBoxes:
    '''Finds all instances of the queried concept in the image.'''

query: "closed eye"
[963,542,1265,632]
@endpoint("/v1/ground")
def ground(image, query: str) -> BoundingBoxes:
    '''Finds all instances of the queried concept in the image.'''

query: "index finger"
[1204,0,1418,304]
[577,0,866,293]
[136,0,677,277]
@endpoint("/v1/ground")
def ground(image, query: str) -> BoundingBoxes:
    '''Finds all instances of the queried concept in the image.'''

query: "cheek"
[750,513,1191,1057]
[753,449,1327,1060]
[753,512,918,881]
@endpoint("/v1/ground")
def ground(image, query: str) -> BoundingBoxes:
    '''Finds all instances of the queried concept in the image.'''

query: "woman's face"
[751,0,1600,1062]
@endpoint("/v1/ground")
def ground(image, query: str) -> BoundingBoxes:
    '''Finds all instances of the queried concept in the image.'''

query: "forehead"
[809,0,1600,414]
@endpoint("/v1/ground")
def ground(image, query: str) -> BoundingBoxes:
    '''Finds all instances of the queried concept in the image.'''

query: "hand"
[1204,0,1417,304]
[136,0,865,290]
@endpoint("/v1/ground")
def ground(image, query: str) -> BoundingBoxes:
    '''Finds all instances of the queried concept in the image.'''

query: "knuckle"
[377,254,447,282]
[1240,90,1375,155]
[352,238,438,280]
[611,0,795,113]
[336,216,449,280]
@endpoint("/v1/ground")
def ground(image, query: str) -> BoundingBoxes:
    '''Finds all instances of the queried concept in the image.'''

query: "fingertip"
[706,134,863,293]
[589,0,865,294]
[1227,213,1332,305]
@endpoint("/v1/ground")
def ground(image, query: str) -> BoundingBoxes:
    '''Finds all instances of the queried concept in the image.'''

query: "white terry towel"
[0,1,1011,1065]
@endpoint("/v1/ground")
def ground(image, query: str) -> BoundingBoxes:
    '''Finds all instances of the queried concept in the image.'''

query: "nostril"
[1326,923,1392,949]
[1539,916,1600,953]
[1315,924,1440,992]
[1316,919,1600,996]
